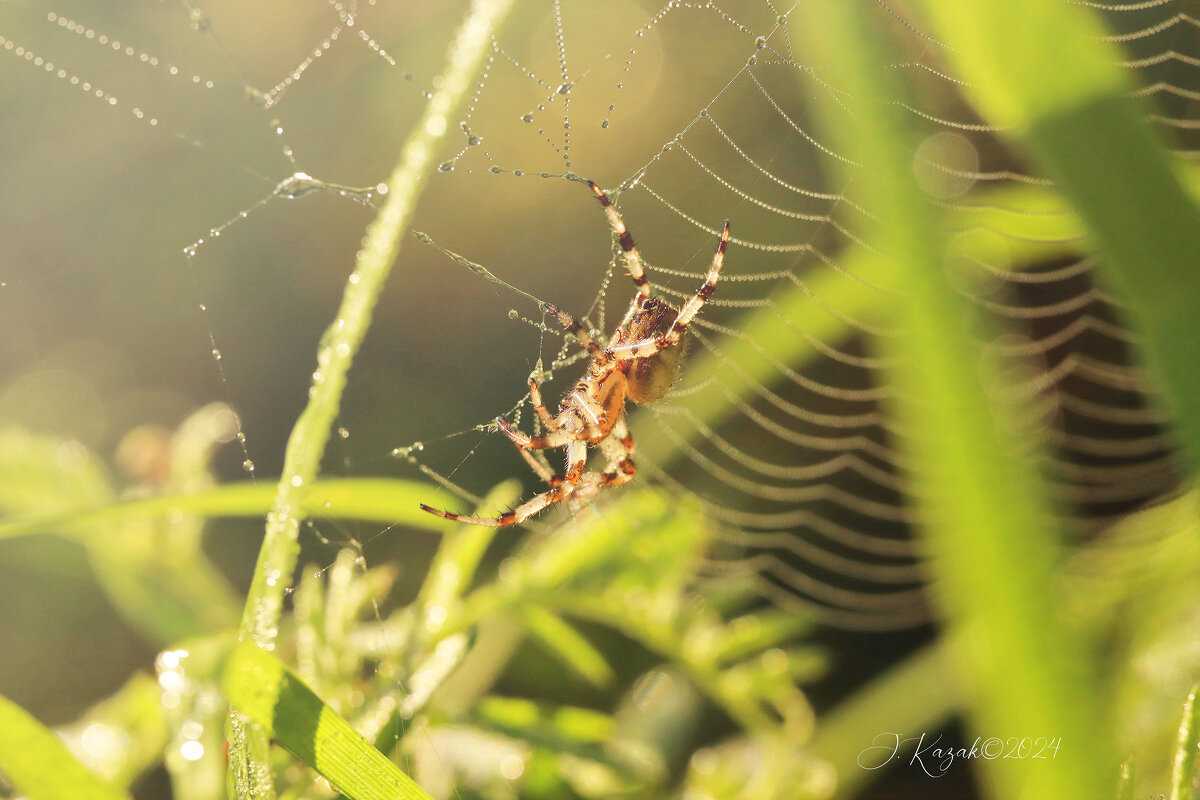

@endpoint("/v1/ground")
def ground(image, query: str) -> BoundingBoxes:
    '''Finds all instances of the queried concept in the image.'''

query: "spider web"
[0,0,1196,629]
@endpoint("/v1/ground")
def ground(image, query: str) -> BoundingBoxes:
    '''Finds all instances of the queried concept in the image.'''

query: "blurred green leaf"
[798,3,1112,799]
[915,0,1200,477]
[0,692,131,800]
[521,606,616,689]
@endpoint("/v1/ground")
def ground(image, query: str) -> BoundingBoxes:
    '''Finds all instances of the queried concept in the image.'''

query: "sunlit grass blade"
[0,478,450,541]
[228,0,518,793]
[915,0,1200,478]
[796,3,1111,799]
[1170,685,1200,800]
[222,643,435,800]
[0,693,131,800]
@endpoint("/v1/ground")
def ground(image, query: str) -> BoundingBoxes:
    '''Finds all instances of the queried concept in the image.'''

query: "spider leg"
[597,419,637,487]
[663,220,730,346]
[611,294,644,344]
[515,379,560,485]
[420,439,587,527]
[605,221,730,361]
[570,423,637,506]
[528,378,555,428]
[587,180,650,298]
[608,335,665,361]
[543,302,606,359]
[496,416,576,450]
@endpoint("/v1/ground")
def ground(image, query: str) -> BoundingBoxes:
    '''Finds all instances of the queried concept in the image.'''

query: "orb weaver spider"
[420,180,729,526]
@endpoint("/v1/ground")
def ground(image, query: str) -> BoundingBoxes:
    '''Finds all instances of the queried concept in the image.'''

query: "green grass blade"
[0,693,131,800]
[796,4,1111,799]
[521,606,616,688]
[915,0,1200,478]
[1170,685,1200,800]
[222,644,435,800]
[229,0,517,794]
[0,478,449,541]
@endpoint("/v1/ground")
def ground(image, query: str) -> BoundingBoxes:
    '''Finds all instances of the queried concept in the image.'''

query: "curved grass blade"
[222,643,434,800]
[229,0,519,794]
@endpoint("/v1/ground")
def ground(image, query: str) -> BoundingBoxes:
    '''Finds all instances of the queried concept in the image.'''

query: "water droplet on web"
[521,112,533,123]
[337,427,350,439]
[508,309,519,319]
[211,349,221,360]
[755,36,767,49]
[189,8,211,32]
[556,82,572,95]
[243,459,255,473]
[438,161,454,172]
[488,165,502,174]
[467,135,482,146]
[747,54,757,66]
[513,169,524,177]
[601,119,610,128]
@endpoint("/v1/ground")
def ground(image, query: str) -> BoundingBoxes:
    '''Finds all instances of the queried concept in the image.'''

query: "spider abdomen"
[621,296,689,405]
[627,330,688,404]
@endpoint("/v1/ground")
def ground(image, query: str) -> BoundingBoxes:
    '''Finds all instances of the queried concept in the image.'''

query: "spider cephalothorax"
[421,179,729,526]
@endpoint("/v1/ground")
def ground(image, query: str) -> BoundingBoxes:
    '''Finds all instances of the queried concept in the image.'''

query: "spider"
[420,179,729,527]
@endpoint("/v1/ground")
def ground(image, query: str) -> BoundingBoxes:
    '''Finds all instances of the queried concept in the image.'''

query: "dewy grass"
[227,0,517,797]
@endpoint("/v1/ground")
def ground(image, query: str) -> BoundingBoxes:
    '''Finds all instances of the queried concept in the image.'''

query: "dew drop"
[211,349,222,360]
[437,161,454,172]
[488,165,502,174]
[601,119,610,128]
[755,36,767,49]
[513,169,524,177]
[520,112,533,123]
[556,82,572,95]
[507,309,519,319]
[243,459,255,473]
